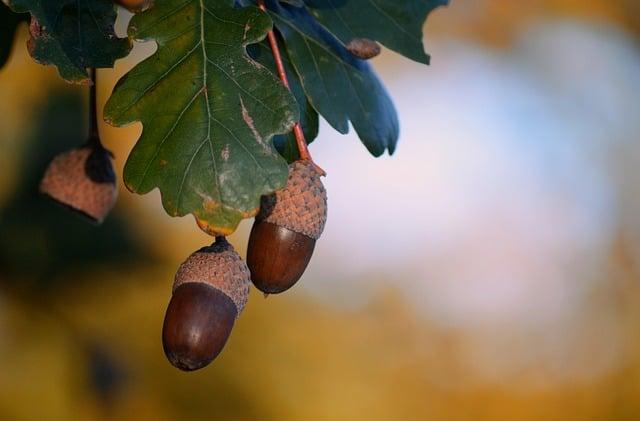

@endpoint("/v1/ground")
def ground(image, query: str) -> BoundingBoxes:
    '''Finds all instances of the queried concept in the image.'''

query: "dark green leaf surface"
[261,0,399,156]
[0,3,27,69]
[305,0,448,64]
[279,0,305,6]
[6,0,131,83]
[105,0,298,236]
[248,39,319,163]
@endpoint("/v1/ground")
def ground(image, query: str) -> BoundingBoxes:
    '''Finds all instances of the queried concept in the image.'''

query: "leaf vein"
[136,88,202,188]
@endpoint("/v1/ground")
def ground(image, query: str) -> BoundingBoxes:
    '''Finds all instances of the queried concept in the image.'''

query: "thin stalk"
[87,68,102,148]
[257,0,325,175]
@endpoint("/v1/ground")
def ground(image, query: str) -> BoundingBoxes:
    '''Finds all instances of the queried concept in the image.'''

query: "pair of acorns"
[164,160,327,370]
[40,143,327,371]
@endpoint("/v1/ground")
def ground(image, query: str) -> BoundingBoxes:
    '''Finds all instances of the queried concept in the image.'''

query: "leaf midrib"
[176,0,279,210]
[194,0,221,209]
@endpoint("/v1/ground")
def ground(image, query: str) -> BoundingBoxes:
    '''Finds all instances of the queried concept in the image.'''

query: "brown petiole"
[87,68,104,150]
[256,0,325,176]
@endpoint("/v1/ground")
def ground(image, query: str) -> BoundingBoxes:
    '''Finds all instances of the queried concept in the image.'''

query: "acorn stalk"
[39,68,117,224]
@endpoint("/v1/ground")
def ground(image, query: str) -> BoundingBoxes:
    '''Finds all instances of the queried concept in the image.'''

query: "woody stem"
[88,68,102,148]
[256,0,324,174]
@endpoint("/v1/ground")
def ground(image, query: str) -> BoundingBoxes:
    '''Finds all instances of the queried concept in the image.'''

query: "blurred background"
[1,0,640,420]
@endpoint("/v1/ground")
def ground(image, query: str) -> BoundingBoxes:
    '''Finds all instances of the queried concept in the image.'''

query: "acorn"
[39,144,117,224]
[346,38,382,60]
[162,237,250,371]
[247,160,327,294]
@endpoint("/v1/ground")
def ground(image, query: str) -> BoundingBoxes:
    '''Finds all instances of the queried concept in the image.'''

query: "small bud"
[346,38,382,60]
[40,145,117,224]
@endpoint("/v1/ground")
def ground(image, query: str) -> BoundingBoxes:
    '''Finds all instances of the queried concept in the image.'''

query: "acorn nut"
[40,145,117,224]
[247,160,327,294]
[162,237,250,371]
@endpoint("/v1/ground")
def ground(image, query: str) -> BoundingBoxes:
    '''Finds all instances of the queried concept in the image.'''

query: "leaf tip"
[194,216,234,238]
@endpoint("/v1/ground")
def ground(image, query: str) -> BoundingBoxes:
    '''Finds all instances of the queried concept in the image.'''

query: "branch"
[257,0,325,175]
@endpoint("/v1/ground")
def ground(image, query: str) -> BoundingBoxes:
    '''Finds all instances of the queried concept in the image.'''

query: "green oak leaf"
[0,2,27,69]
[104,0,299,236]
[254,0,398,156]
[248,38,319,163]
[6,0,131,83]
[305,0,448,64]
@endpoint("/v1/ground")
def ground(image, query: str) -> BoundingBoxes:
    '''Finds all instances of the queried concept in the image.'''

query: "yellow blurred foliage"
[1,2,640,420]
[0,252,639,421]
[427,0,640,46]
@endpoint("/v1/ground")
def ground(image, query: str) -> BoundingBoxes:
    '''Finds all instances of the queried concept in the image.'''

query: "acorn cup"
[162,237,250,371]
[39,143,117,224]
[247,160,327,294]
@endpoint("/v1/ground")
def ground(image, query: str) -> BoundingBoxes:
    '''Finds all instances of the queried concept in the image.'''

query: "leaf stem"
[257,0,325,175]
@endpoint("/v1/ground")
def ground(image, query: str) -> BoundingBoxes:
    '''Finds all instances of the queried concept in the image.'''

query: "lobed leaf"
[305,0,448,64]
[259,0,399,156]
[6,0,131,83]
[104,0,299,236]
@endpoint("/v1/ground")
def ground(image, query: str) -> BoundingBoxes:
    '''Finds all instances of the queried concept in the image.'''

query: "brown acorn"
[162,237,250,371]
[39,144,117,224]
[247,160,327,294]
[346,38,382,60]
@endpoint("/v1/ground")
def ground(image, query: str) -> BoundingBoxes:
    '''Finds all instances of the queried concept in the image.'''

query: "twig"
[88,68,102,148]
[256,0,325,175]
